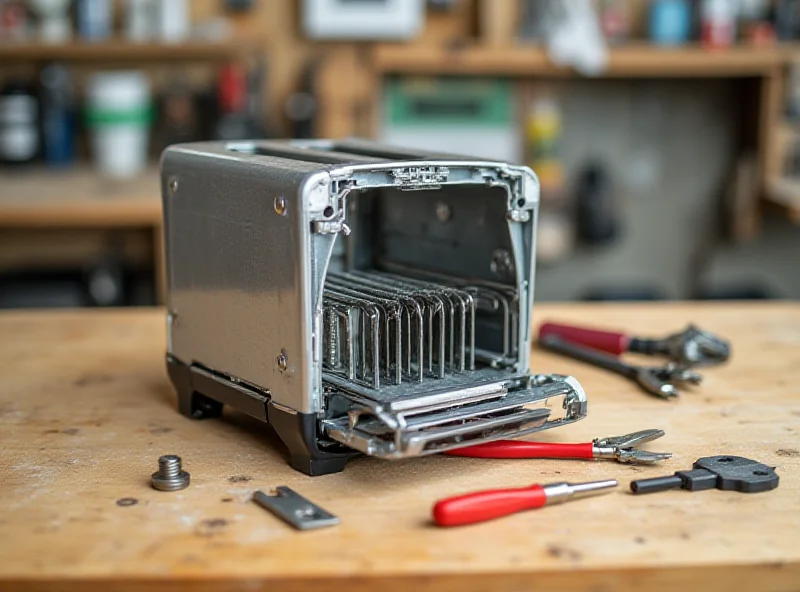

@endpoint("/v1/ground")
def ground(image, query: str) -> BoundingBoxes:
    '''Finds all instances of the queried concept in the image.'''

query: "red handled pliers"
[444,429,672,464]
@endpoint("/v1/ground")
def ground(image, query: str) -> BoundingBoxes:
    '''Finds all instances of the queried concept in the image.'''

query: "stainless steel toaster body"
[161,139,587,475]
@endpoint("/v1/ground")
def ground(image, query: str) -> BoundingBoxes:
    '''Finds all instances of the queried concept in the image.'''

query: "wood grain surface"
[370,43,785,78]
[0,167,161,229]
[1,303,799,591]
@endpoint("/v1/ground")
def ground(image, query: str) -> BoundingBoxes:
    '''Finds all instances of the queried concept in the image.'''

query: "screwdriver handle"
[445,440,595,460]
[538,334,639,379]
[539,322,630,355]
[433,485,547,527]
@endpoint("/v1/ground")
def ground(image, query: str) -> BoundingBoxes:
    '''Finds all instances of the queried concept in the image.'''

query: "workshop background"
[1,0,799,307]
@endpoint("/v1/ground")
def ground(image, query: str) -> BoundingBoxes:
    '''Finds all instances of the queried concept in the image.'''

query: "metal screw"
[490,249,513,276]
[276,349,288,371]
[168,176,179,196]
[151,455,190,491]
[274,196,287,216]
[435,201,451,222]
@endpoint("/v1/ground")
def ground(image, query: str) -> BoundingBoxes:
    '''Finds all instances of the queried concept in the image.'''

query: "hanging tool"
[433,479,618,527]
[538,321,730,367]
[445,429,671,464]
[631,455,779,495]
[538,334,702,398]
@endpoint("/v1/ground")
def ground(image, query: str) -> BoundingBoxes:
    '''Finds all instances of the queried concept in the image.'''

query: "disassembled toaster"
[161,139,587,475]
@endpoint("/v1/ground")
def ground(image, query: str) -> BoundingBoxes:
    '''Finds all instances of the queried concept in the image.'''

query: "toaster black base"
[166,354,358,476]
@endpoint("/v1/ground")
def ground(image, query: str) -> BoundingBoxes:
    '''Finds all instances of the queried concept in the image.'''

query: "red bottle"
[701,0,737,49]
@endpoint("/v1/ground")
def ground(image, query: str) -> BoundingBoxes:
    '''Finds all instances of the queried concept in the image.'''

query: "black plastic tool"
[630,455,779,495]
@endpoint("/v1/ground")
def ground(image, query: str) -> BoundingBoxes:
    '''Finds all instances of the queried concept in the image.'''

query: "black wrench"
[538,334,702,399]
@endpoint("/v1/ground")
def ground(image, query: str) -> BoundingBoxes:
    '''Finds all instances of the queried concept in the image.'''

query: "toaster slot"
[377,262,521,368]
[321,271,476,389]
[314,175,565,460]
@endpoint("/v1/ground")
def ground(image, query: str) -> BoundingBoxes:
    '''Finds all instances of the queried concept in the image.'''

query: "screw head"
[168,176,179,196]
[276,349,288,371]
[274,196,287,216]
[490,249,513,276]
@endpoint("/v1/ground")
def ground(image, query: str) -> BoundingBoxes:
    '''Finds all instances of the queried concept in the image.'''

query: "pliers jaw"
[592,429,673,464]
[636,364,703,399]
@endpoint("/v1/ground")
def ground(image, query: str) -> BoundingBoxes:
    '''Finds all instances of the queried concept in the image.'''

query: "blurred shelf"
[781,45,800,62]
[0,166,161,228]
[0,40,257,63]
[766,177,800,224]
[371,43,787,78]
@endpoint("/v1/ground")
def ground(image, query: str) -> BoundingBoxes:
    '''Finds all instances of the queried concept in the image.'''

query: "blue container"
[650,0,691,46]
[40,64,76,167]
[77,0,112,41]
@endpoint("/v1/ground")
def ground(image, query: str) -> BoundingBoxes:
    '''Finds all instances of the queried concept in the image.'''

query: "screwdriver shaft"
[543,479,619,505]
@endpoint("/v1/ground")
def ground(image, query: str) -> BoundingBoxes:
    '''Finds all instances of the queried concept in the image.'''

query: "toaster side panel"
[161,146,320,412]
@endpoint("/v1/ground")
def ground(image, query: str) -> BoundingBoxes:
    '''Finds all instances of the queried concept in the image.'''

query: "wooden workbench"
[1,303,798,591]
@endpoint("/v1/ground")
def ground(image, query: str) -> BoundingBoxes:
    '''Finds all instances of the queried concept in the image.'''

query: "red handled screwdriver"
[433,479,618,527]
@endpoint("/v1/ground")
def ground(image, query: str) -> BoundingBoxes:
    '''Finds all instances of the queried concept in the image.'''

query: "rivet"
[435,202,451,222]
[168,176,179,196]
[274,196,287,216]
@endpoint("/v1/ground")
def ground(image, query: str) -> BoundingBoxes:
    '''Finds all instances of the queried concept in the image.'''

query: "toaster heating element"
[161,139,587,475]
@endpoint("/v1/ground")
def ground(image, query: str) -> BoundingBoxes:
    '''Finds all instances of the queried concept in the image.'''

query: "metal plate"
[253,487,340,530]
[322,374,587,458]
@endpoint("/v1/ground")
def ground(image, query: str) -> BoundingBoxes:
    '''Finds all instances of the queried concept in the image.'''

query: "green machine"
[381,77,520,163]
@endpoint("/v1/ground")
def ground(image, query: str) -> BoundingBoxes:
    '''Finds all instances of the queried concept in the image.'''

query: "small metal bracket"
[253,487,340,530]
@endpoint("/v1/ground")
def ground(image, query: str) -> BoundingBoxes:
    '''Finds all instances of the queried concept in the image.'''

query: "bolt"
[274,196,287,216]
[151,455,190,491]
[168,176,179,196]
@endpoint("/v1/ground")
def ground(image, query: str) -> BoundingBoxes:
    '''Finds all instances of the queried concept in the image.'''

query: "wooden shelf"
[0,166,165,302]
[371,43,786,78]
[0,167,161,228]
[766,177,800,224]
[0,40,257,63]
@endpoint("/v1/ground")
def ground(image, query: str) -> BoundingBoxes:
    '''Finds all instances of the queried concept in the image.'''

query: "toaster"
[161,139,587,476]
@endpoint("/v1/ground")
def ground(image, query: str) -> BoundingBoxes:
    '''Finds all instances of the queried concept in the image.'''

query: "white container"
[303,0,423,40]
[701,0,738,47]
[29,0,72,43]
[86,72,152,178]
[125,0,156,41]
[159,0,189,43]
